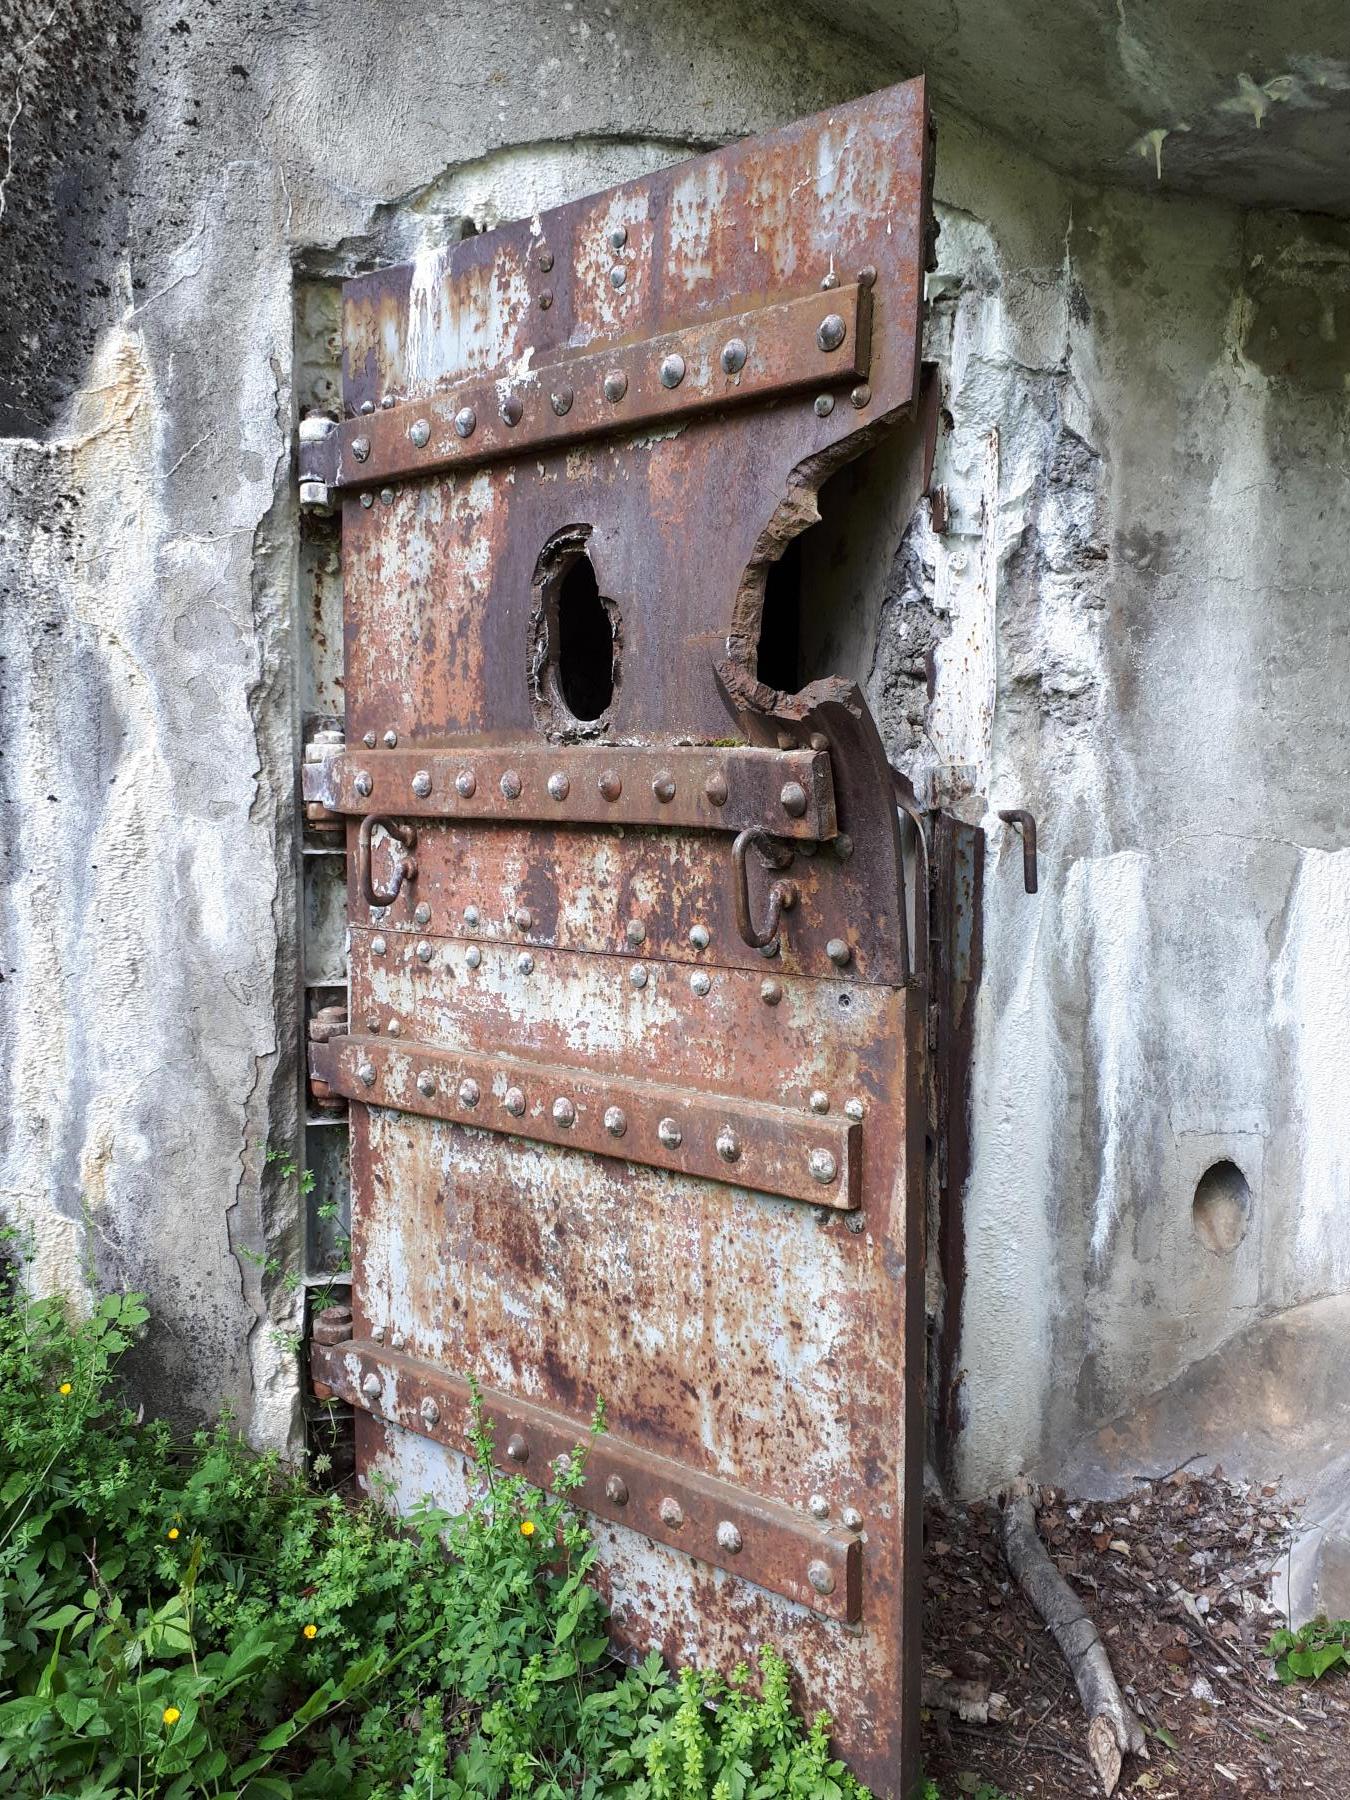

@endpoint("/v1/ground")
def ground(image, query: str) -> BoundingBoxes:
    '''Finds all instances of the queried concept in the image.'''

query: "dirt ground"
[920,1471,1350,1799]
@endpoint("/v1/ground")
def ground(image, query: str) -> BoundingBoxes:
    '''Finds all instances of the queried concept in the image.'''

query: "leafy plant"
[0,1281,873,1797]
[1268,1616,1350,1684]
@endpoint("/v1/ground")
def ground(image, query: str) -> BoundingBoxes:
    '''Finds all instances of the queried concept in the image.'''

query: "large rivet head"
[657,1117,682,1149]
[809,1494,830,1519]
[598,769,622,801]
[416,940,433,963]
[845,1098,865,1122]
[517,952,534,975]
[351,435,371,462]
[715,1127,741,1163]
[359,399,375,415]
[414,901,431,925]
[716,1520,743,1553]
[857,264,877,288]
[604,1105,627,1138]
[501,394,523,427]
[780,781,808,818]
[363,730,378,747]
[652,772,675,803]
[420,1396,441,1427]
[609,265,627,290]
[814,393,835,418]
[842,1506,863,1531]
[411,769,432,797]
[464,906,480,927]
[455,768,477,798]
[454,406,477,439]
[385,1019,401,1037]
[354,770,374,797]
[538,288,553,310]
[383,728,399,748]
[458,1078,480,1109]
[605,1473,629,1505]
[550,385,574,417]
[760,979,782,1006]
[704,772,728,806]
[409,418,430,447]
[361,1370,382,1398]
[659,352,686,389]
[850,383,872,409]
[504,1086,526,1117]
[372,935,387,955]
[809,1148,838,1185]
[820,270,840,291]
[625,919,646,946]
[603,369,628,403]
[691,971,711,997]
[379,486,395,505]
[826,938,852,967]
[608,223,628,250]
[537,248,554,272]
[810,1090,829,1115]
[506,1434,529,1463]
[807,1559,836,1596]
[514,907,532,931]
[500,769,522,799]
[629,964,648,989]
[547,771,570,801]
[357,1061,377,1087]
[552,1096,576,1128]
[465,945,482,969]
[817,313,847,353]
[659,1496,684,1527]
[720,337,747,375]
[416,1069,436,1098]
[690,924,710,950]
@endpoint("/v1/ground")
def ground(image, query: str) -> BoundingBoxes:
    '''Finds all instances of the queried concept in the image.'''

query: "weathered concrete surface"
[1,0,1347,1490]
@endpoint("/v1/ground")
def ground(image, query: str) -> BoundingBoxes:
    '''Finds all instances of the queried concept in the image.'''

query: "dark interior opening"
[756,531,804,692]
[556,551,614,721]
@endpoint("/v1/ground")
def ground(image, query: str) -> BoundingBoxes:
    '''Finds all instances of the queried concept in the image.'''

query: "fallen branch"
[1000,1481,1148,1795]
[921,1672,1011,1725]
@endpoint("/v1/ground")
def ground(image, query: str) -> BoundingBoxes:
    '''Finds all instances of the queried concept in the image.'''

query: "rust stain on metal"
[320,77,933,1800]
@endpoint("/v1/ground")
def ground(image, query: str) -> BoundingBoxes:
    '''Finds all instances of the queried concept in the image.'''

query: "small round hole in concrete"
[1192,1160,1250,1255]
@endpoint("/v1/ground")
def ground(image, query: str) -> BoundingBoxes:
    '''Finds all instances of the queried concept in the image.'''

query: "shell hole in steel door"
[534,529,618,726]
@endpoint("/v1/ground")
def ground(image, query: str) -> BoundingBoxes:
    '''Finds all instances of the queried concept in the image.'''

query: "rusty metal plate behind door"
[314,79,932,1798]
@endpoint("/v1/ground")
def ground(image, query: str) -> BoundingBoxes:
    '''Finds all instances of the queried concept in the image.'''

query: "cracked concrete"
[0,0,1347,1494]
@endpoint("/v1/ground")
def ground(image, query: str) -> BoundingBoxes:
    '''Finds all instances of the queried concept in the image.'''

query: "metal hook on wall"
[996,809,1038,894]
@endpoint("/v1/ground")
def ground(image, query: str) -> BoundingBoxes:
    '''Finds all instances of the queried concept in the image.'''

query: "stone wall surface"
[0,0,1345,1483]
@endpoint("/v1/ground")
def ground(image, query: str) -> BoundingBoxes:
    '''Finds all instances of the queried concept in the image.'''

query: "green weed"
[1268,1616,1350,1684]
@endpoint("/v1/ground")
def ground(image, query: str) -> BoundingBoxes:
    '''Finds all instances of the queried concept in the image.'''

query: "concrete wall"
[1,0,1345,1483]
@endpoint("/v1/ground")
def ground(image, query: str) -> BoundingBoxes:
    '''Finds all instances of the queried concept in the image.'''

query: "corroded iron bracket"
[311,1338,863,1622]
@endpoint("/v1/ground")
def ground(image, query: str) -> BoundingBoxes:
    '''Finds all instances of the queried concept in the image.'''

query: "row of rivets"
[351,763,811,817]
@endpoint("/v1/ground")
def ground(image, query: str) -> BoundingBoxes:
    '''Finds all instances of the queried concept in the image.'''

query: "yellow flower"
[303,1623,317,1639]
[167,1527,180,1541]
[58,1383,72,1396]
[162,1707,181,1726]
[519,1520,536,1537]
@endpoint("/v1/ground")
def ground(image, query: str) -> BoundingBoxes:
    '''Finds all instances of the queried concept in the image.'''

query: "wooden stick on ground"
[999,1481,1148,1796]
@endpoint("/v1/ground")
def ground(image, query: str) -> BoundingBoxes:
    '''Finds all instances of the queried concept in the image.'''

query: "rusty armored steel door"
[303,79,933,1798]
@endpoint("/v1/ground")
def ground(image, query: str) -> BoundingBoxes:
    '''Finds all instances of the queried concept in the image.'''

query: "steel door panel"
[311,78,933,1797]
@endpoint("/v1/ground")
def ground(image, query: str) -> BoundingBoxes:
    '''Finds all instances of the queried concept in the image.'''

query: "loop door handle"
[731,828,798,951]
[358,815,418,907]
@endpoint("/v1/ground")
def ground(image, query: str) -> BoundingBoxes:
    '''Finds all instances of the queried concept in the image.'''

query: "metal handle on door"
[730,828,798,951]
[358,815,418,907]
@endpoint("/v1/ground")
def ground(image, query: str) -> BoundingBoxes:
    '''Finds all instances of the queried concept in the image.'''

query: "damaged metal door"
[302,79,933,1798]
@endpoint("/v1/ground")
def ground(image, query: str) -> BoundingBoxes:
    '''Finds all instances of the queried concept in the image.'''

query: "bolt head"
[605,1473,629,1504]
[420,1396,441,1426]
[500,769,522,799]
[716,1520,743,1553]
[354,770,374,797]
[690,924,710,950]
[409,418,430,447]
[416,940,433,963]
[416,1070,436,1098]
[704,772,728,806]
[814,392,835,418]
[810,1091,829,1115]
[652,772,676,803]
[609,265,626,289]
[809,1494,830,1519]
[809,1148,838,1185]
[517,952,534,975]
[372,935,387,955]
[715,1128,741,1163]
[691,971,711,997]
[454,406,477,439]
[351,435,371,462]
[411,769,432,797]
[657,1117,682,1149]
[552,1096,576,1128]
[720,337,747,375]
[608,223,628,250]
[826,938,852,967]
[465,945,482,970]
[361,1371,382,1398]
[604,1105,627,1138]
[506,1433,529,1463]
[807,1558,836,1596]
[625,919,646,946]
[547,771,570,801]
[659,1496,684,1527]
[817,313,847,352]
[357,1061,377,1087]
[659,352,686,389]
[501,394,523,427]
[458,1078,480,1109]
[550,385,574,416]
[504,1086,526,1117]
[844,1098,865,1122]
[780,780,808,818]
[455,768,477,798]
[629,964,648,989]
[603,369,628,402]
[760,978,783,1006]
[414,902,431,925]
